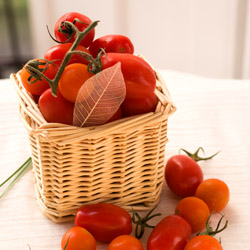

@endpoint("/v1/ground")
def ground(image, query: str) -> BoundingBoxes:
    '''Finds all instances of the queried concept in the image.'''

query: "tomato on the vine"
[54,12,95,48]
[58,63,93,103]
[44,43,91,67]
[175,196,210,233]
[89,34,134,58]
[184,235,223,250]
[20,59,58,96]
[74,203,132,243]
[147,214,191,250]
[108,235,143,250]
[38,88,74,125]
[61,226,96,250]
[165,155,203,197]
[195,178,230,212]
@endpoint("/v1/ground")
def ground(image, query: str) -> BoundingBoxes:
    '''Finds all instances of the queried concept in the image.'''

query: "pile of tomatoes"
[60,148,229,250]
[20,12,158,126]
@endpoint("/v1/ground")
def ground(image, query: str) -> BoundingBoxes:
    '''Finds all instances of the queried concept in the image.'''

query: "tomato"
[74,203,132,243]
[195,178,230,212]
[147,214,191,250]
[121,93,158,117]
[61,226,96,250]
[44,43,91,66]
[20,59,58,96]
[54,12,95,48]
[89,35,134,58]
[101,53,156,100]
[165,155,203,197]
[38,88,74,125]
[175,197,210,233]
[108,235,143,250]
[184,235,223,250]
[58,63,93,103]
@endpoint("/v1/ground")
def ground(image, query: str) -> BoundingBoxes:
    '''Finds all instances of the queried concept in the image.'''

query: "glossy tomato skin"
[147,214,191,250]
[44,43,91,66]
[101,53,156,100]
[89,34,134,58]
[20,59,58,96]
[38,88,74,125]
[108,235,143,250]
[184,235,223,250]
[54,12,95,48]
[61,226,96,250]
[74,203,132,243]
[165,155,203,197]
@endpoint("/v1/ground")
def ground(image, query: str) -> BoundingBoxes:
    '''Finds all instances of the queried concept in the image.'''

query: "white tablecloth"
[1,70,250,249]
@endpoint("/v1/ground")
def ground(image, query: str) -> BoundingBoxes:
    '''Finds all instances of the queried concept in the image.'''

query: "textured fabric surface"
[0,71,250,249]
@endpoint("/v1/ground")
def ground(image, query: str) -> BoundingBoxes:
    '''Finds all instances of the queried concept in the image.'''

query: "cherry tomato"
[44,43,91,67]
[101,53,156,100]
[165,155,203,197]
[195,178,230,212]
[20,59,58,96]
[74,203,132,243]
[121,93,158,117]
[175,197,210,233]
[147,214,191,250]
[61,226,96,250]
[54,12,95,48]
[184,235,223,250]
[89,35,134,58]
[108,235,143,250]
[58,63,93,103]
[38,88,74,125]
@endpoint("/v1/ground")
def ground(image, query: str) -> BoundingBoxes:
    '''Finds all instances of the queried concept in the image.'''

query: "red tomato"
[61,227,96,250]
[101,53,156,100]
[38,88,74,125]
[184,235,223,250]
[108,235,143,250]
[175,197,210,233]
[54,12,95,48]
[195,178,230,212]
[58,63,93,103]
[74,203,132,243]
[121,93,158,117]
[165,155,203,197]
[44,43,91,66]
[147,214,191,250]
[89,35,134,58]
[20,59,58,96]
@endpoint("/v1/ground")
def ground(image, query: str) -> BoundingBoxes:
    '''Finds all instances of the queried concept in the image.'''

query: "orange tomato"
[59,63,93,103]
[175,196,210,233]
[108,235,143,250]
[61,227,96,250]
[195,178,230,212]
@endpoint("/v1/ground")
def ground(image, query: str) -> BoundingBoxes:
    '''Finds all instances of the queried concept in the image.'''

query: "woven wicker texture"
[11,66,176,223]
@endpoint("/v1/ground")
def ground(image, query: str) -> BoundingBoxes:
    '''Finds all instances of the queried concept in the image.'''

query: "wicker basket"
[10,63,176,223]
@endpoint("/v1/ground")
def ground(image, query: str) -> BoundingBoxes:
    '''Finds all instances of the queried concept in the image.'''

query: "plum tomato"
[184,235,223,250]
[61,226,96,250]
[175,197,210,233]
[165,155,203,197]
[101,53,156,100]
[121,93,158,117]
[89,34,134,58]
[38,88,74,125]
[58,63,93,103]
[147,214,191,250]
[44,43,91,66]
[195,178,230,212]
[108,235,143,250]
[74,203,132,243]
[54,12,95,48]
[20,59,58,96]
